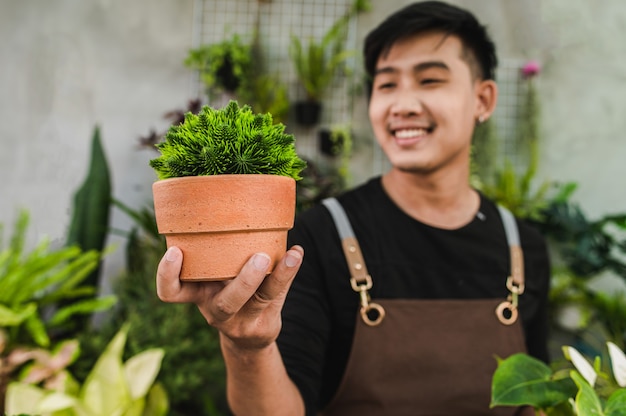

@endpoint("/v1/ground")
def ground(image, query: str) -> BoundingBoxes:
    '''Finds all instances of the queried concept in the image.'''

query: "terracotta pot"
[152,174,296,281]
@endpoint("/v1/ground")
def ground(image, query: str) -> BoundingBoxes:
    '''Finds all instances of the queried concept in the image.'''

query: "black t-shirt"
[279,177,550,414]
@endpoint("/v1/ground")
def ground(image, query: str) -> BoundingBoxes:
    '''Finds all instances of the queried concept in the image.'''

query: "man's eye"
[377,82,395,90]
[422,78,442,85]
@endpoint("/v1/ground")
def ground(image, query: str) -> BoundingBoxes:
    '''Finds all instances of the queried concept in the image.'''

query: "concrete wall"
[0,0,195,289]
[1,0,625,287]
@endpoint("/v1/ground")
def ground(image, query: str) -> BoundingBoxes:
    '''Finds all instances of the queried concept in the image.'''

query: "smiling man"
[156,2,551,415]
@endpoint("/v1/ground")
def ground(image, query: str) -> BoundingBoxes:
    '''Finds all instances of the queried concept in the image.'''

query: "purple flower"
[521,60,541,78]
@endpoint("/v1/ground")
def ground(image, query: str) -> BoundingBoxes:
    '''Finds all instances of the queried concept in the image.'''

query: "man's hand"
[156,245,304,350]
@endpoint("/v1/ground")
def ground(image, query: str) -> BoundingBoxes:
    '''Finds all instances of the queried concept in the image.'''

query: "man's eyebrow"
[413,61,450,72]
[374,61,450,76]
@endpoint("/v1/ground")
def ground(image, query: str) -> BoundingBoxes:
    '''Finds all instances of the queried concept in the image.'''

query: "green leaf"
[0,302,36,326]
[66,125,112,290]
[571,370,605,415]
[124,348,165,400]
[24,312,51,347]
[125,397,147,416]
[491,353,577,408]
[38,391,78,412]
[605,389,626,415]
[5,382,48,415]
[143,383,170,416]
[48,295,118,326]
[80,325,132,415]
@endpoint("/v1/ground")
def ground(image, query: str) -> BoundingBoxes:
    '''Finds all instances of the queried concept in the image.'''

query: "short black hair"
[364,1,497,92]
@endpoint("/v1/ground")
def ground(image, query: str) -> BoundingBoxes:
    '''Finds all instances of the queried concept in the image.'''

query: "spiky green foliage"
[149,101,306,180]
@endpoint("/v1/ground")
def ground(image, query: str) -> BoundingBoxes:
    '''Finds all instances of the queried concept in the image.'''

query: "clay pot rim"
[153,174,296,185]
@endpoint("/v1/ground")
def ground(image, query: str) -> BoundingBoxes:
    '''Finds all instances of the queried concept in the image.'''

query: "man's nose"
[390,91,423,116]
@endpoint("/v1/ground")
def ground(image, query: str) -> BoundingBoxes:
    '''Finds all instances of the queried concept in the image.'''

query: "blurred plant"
[0,210,115,348]
[5,324,168,416]
[66,126,112,291]
[238,74,290,124]
[318,123,353,188]
[491,342,626,414]
[296,159,346,213]
[289,0,370,104]
[0,210,116,410]
[185,33,253,98]
[476,60,571,221]
[72,201,229,416]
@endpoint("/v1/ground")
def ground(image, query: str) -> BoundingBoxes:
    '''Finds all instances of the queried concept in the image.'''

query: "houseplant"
[5,325,168,416]
[289,0,369,126]
[491,342,626,414]
[184,33,253,99]
[149,100,306,281]
[0,210,116,410]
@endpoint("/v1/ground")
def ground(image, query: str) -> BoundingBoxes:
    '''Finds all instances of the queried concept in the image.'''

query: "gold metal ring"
[360,302,385,326]
[495,301,518,325]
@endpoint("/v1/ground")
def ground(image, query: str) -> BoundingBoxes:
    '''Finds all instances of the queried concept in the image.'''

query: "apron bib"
[320,198,533,416]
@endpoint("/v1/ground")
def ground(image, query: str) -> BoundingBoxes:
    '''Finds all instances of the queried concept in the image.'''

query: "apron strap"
[323,197,524,326]
[496,205,525,325]
[322,198,385,326]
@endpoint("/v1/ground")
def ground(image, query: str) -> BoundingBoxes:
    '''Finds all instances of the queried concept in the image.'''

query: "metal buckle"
[350,275,385,326]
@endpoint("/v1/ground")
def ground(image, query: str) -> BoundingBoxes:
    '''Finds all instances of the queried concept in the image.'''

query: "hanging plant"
[184,34,253,96]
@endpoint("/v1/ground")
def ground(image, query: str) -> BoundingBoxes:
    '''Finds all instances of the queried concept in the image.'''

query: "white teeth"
[394,128,427,139]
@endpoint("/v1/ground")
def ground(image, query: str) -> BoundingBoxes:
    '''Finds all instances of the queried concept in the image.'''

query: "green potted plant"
[149,100,306,281]
[184,33,252,98]
[491,342,626,414]
[289,0,369,126]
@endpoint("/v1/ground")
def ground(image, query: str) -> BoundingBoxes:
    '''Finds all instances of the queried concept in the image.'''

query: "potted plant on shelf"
[149,100,306,281]
[289,0,370,126]
[184,33,252,99]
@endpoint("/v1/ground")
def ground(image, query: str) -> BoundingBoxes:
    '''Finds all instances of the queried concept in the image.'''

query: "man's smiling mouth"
[393,128,431,139]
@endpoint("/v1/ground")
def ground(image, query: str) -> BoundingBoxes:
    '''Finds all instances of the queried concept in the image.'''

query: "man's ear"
[475,79,498,122]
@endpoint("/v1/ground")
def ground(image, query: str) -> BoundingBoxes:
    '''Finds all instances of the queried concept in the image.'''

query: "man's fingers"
[255,246,303,305]
[210,252,274,321]
[156,246,187,302]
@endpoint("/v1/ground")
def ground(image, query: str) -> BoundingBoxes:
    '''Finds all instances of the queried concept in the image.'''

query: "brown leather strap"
[323,198,385,326]
[341,236,371,284]
[322,198,371,284]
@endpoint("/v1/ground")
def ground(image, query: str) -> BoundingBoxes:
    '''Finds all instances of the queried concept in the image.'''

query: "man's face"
[368,31,488,176]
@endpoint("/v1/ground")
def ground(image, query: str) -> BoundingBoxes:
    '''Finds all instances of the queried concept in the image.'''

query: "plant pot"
[216,55,240,93]
[152,174,296,281]
[294,101,322,126]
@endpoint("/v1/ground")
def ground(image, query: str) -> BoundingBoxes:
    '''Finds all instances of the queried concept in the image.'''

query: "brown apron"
[320,198,533,416]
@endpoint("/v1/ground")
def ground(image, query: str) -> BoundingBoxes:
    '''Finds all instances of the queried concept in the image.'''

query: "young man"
[156,2,550,415]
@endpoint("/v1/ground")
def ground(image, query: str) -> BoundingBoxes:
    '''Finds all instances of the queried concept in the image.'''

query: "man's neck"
[381,168,480,229]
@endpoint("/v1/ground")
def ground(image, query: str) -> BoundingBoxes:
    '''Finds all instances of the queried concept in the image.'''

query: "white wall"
[1,0,625,287]
[0,0,195,288]
[538,0,626,218]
